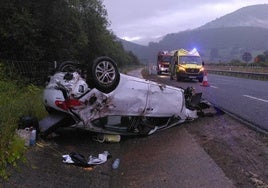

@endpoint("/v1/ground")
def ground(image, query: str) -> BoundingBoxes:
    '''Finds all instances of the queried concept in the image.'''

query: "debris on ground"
[62,151,111,167]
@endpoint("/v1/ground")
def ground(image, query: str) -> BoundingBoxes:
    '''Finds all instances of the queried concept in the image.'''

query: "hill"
[156,26,268,62]
[199,4,268,30]
[120,4,268,63]
[119,39,149,64]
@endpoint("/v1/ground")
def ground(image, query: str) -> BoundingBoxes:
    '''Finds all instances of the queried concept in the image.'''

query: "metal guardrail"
[207,69,268,81]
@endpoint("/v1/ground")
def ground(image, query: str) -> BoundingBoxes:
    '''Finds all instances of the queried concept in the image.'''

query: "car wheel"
[88,56,120,93]
[58,61,80,72]
[176,73,181,81]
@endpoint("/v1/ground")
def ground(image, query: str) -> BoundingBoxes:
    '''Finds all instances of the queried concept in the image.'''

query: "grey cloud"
[102,0,266,45]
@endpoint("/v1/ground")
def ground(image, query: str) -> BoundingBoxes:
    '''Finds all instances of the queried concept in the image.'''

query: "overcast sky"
[102,0,266,45]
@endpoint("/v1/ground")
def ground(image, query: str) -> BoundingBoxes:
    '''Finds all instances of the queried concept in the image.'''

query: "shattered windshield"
[179,56,202,65]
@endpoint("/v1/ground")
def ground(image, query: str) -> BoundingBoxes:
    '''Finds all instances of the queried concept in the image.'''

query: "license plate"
[189,76,196,79]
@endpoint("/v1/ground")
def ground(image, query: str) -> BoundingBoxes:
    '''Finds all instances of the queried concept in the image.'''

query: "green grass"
[0,77,47,179]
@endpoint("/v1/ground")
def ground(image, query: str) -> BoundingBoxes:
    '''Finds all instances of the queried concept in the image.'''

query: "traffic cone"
[200,71,210,87]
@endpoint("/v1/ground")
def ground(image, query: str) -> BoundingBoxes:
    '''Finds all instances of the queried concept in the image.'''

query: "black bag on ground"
[69,152,89,167]
[18,116,39,132]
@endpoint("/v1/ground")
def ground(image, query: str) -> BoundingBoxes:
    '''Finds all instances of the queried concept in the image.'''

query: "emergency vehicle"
[170,48,204,82]
[157,51,172,75]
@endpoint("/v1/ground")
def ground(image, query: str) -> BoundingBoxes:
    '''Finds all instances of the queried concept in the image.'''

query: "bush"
[229,59,243,65]
[0,79,47,179]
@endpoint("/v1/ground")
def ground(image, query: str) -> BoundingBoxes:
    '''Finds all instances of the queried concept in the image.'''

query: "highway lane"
[133,69,268,131]
[167,74,268,132]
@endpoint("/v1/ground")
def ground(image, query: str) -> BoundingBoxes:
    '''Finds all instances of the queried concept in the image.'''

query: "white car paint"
[42,72,198,135]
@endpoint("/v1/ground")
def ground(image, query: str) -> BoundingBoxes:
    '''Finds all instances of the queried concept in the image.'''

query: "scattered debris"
[248,171,268,188]
[17,116,38,146]
[16,128,37,146]
[16,128,31,146]
[112,158,120,169]
[62,151,111,167]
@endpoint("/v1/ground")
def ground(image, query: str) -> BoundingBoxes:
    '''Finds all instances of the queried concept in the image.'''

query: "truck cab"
[170,48,204,82]
[157,51,172,75]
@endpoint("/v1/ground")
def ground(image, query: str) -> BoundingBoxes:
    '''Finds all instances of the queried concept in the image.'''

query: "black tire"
[176,73,181,81]
[88,56,120,93]
[58,61,80,72]
[198,77,203,83]
[170,66,175,80]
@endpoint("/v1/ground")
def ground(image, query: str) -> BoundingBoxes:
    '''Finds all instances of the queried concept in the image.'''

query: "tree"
[0,0,140,66]
[0,0,41,60]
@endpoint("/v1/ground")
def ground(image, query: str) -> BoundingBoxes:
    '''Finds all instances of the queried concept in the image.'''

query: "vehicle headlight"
[179,67,185,72]
[200,67,204,72]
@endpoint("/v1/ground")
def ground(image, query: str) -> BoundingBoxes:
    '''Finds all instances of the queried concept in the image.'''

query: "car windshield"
[159,55,171,62]
[179,56,202,65]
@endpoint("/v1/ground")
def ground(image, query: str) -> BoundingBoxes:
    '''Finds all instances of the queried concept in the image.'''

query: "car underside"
[39,57,211,137]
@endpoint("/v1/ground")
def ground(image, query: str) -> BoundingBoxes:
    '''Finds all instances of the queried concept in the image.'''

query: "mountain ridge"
[198,4,268,30]
[120,4,268,63]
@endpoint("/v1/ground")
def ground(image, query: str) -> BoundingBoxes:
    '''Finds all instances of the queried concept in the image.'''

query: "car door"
[145,82,185,117]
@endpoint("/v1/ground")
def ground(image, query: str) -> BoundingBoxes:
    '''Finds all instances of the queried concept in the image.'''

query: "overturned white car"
[39,56,210,136]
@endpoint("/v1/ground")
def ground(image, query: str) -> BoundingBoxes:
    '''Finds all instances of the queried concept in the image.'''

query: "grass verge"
[0,78,47,179]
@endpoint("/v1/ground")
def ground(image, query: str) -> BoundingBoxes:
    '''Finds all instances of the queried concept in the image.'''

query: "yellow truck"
[169,48,204,82]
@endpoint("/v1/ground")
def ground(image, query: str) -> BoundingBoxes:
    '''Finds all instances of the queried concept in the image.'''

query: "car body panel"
[70,74,196,121]
[41,71,200,136]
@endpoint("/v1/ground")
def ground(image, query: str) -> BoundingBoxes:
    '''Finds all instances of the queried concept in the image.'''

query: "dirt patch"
[1,130,117,188]
[185,115,268,188]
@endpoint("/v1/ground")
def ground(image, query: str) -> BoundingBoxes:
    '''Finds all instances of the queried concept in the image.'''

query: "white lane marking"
[243,95,268,103]
[210,85,218,89]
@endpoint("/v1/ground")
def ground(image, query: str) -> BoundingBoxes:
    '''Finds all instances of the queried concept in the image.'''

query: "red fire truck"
[157,51,172,75]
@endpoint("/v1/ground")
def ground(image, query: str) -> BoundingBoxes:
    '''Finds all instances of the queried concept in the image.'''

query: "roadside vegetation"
[0,0,140,66]
[0,64,47,179]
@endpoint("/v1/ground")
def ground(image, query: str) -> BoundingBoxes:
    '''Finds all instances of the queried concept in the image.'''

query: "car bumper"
[159,67,170,72]
[178,71,203,79]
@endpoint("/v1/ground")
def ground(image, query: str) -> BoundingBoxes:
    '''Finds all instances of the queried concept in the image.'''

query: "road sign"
[242,52,252,63]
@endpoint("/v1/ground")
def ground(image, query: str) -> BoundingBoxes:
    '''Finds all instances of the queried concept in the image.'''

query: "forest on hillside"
[0,0,139,67]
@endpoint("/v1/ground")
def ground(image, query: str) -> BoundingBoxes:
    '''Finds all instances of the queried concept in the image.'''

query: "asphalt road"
[152,72,268,132]
[200,74,268,132]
